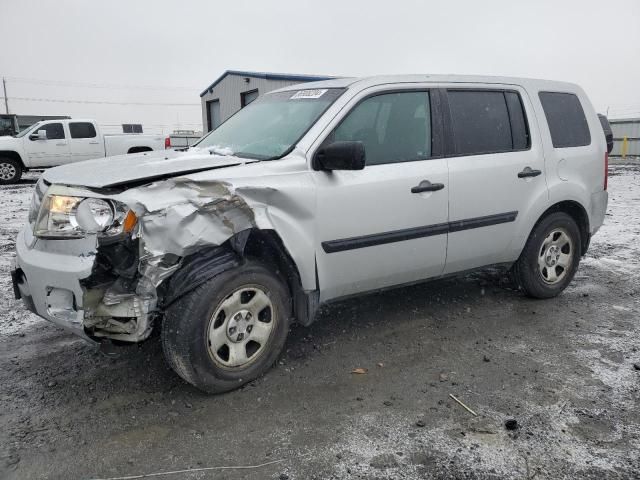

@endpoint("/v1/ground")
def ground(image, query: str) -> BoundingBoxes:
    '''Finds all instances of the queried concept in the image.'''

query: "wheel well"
[159,229,317,326]
[537,201,590,255]
[0,151,25,169]
[127,146,152,154]
[242,229,316,325]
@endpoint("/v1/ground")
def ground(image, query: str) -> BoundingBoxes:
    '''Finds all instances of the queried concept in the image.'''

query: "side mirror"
[314,141,366,171]
[29,130,47,141]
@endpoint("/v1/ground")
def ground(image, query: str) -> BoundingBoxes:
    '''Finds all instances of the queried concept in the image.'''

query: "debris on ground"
[449,394,478,416]
[505,419,519,430]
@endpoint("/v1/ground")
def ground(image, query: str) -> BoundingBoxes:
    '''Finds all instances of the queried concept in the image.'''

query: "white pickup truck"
[0,118,168,184]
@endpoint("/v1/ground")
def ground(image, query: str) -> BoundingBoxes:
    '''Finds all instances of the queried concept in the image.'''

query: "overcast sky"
[1,0,639,134]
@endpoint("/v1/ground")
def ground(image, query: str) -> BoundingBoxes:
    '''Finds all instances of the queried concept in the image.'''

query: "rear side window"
[539,92,590,148]
[447,90,529,155]
[69,122,97,139]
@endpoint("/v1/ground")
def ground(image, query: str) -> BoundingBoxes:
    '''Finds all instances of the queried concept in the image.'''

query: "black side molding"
[322,222,449,254]
[448,211,518,233]
[322,211,518,253]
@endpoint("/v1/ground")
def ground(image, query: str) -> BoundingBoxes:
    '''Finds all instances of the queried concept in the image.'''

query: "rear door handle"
[411,180,445,193]
[518,167,542,178]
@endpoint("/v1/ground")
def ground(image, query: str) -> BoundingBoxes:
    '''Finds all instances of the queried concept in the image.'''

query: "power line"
[1,96,200,107]
[1,75,201,92]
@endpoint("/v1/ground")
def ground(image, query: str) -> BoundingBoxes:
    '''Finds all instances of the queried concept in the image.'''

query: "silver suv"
[12,75,609,393]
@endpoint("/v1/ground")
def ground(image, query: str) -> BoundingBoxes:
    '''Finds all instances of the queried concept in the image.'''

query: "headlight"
[72,198,114,232]
[35,195,137,239]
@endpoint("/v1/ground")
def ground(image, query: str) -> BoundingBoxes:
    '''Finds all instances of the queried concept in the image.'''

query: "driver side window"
[328,91,432,166]
[32,123,65,141]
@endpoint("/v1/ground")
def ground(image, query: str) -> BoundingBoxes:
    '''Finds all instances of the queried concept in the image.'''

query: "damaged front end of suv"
[14,168,311,344]
[12,84,344,392]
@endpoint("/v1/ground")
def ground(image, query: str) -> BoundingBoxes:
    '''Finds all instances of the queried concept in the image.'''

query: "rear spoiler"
[597,113,614,154]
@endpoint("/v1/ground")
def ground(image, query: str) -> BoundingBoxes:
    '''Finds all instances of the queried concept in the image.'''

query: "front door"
[442,87,548,274]
[313,89,449,301]
[23,122,70,167]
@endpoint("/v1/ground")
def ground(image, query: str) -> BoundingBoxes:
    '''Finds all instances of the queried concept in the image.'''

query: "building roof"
[609,117,640,124]
[200,70,335,97]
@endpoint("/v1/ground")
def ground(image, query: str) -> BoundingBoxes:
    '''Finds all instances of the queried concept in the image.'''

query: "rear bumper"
[13,228,97,343]
[590,190,608,236]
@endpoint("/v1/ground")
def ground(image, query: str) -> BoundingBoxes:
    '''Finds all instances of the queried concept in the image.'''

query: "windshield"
[14,122,42,138]
[195,88,344,160]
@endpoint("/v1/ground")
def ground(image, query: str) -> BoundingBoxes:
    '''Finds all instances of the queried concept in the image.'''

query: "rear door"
[442,87,548,274]
[23,121,70,167]
[68,121,103,162]
[313,88,449,301]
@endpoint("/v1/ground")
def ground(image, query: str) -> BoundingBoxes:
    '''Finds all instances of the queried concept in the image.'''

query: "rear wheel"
[513,212,581,298]
[0,158,22,185]
[161,260,291,393]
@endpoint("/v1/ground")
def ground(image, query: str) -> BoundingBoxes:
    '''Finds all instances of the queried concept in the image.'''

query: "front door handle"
[56,142,67,146]
[518,167,542,178]
[411,180,445,193]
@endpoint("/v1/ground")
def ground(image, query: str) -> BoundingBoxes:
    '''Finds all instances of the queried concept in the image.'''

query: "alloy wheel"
[207,285,276,369]
[0,161,17,181]
[538,228,573,284]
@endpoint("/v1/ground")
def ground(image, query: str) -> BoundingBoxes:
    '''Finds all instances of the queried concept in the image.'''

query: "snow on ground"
[0,165,639,479]
[582,165,640,279]
[0,171,42,336]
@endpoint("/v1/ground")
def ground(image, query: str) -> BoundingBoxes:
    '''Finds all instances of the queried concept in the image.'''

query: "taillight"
[164,137,171,149]
[604,152,608,191]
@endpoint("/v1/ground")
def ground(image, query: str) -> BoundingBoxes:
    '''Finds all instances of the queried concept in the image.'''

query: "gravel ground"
[1,167,639,480]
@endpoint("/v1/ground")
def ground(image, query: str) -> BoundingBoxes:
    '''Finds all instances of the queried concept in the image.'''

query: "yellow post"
[622,136,628,158]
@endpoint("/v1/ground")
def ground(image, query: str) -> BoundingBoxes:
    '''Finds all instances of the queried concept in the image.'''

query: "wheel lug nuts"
[229,326,236,334]
[247,325,253,333]
[237,333,244,341]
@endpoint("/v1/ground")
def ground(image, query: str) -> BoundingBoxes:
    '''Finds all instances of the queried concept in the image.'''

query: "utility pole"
[2,77,8,114]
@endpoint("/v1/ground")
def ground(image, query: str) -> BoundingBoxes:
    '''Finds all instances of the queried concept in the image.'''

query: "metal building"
[200,70,333,133]
[610,118,640,157]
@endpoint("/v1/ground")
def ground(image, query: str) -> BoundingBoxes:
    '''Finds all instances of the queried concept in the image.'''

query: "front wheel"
[0,158,22,185]
[512,212,582,298]
[161,260,291,393]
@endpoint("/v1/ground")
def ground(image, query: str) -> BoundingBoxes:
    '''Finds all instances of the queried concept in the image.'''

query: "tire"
[0,157,22,185]
[162,259,291,393]
[512,212,582,298]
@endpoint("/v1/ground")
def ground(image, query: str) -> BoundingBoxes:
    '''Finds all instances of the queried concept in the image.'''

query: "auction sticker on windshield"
[290,89,328,99]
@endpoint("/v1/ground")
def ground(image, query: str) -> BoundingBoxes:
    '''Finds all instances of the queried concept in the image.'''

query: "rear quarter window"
[539,92,591,148]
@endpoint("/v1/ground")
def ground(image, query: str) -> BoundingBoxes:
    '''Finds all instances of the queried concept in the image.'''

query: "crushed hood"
[42,148,257,188]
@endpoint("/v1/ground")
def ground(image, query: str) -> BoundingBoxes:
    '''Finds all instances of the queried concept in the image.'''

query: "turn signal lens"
[123,210,138,233]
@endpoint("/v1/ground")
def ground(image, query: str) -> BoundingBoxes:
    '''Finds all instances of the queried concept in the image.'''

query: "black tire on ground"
[512,212,582,299]
[0,157,23,185]
[161,259,291,393]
